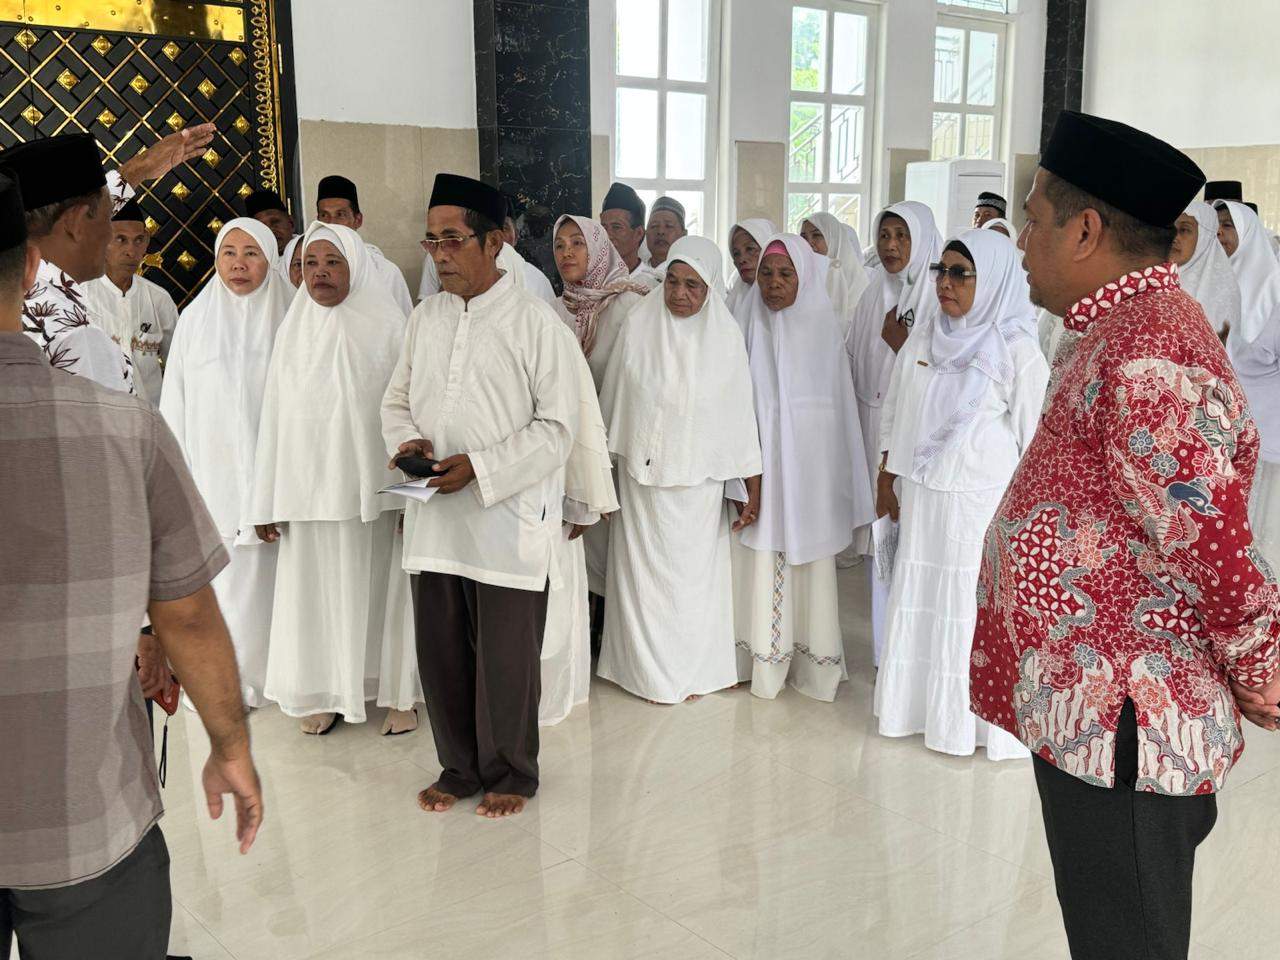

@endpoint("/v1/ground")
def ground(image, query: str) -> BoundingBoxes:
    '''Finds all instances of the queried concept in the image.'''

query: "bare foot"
[685,693,703,702]
[475,792,526,818]
[417,784,459,813]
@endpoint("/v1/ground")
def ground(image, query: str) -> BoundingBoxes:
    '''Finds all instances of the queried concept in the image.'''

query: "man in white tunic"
[599,181,648,279]
[417,204,557,307]
[316,174,413,316]
[382,174,588,818]
[2,125,214,393]
[80,200,178,405]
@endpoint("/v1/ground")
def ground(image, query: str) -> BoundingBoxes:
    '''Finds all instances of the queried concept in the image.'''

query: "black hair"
[463,208,505,247]
[24,189,102,239]
[942,239,974,263]
[879,211,908,230]
[1042,171,1176,261]
[0,240,26,301]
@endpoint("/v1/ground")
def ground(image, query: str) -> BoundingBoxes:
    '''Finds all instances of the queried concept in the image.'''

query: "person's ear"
[1074,208,1105,262]
[484,230,503,259]
[22,241,40,290]
[353,211,364,230]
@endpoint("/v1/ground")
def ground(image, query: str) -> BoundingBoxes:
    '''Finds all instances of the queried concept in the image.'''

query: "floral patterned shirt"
[971,264,1280,796]
[22,171,135,394]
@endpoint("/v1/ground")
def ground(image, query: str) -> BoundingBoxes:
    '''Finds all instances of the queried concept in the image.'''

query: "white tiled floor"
[159,567,1276,959]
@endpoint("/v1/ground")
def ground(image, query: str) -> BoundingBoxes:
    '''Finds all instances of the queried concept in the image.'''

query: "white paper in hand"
[872,514,898,583]
[724,477,749,504]
[378,477,439,504]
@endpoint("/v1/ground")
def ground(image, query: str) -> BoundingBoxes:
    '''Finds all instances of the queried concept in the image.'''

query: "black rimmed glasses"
[929,262,978,284]
[422,233,479,254]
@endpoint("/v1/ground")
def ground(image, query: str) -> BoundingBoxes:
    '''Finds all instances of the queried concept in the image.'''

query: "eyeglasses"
[421,233,479,254]
[929,263,978,284]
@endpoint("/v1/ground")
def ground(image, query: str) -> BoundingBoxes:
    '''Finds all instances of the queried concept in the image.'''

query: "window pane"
[965,113,994,159]
[933,27,964,103]
[943,0,1009,11]
[617,0,660,77]
[791,8,826,93]
[967,31,998,106]
[616,88,658,178]
[828,104,864,184]
[636,189,659,218]
[931,111,961,160]
[667,0,709,82]
[666,190,705,236]
[789,102,824,183]
[831,12,868,96]
[828,194,863,236]
[666,91,706,180]
[787,192,821,232]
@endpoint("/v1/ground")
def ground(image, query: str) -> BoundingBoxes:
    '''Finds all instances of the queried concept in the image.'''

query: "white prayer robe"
[629,259,665,291]
[381,270,584,591]
[81,274,179,405]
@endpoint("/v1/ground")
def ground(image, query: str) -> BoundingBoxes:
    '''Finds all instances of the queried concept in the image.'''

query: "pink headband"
[763,240,789,258]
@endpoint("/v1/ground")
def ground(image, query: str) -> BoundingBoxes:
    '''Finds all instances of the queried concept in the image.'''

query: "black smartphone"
[395,454,439,478]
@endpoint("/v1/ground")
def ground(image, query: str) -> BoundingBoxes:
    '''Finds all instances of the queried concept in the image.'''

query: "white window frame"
[930,12,1010,163]
[612,0,723,239]
[784,0,880,239]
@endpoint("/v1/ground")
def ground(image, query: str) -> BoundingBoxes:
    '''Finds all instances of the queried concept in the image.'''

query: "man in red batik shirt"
[971,110,1280,960]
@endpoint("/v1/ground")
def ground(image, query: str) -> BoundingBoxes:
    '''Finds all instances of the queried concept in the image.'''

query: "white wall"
[292,0,477,128]
[1084,0,1275,148]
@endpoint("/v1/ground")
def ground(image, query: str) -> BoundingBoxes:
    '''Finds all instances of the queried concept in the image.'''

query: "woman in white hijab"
[246,221,417,735]
[1217,199,1280,566]
[160,218,292,709]
[842,201,943,664]
[874,229,1047,759]
[801,211,871,336]
[726,218,778,328]
[1170,202,1241,339]
[597,236,762,703]
[276,233,302,289]
[734,234,874,700]
[979,217,1016,239]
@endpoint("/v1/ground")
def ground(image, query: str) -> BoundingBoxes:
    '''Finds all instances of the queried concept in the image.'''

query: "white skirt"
[850,398,882,556]
[874,480,1028,761]
[1249,459,1280,570]
[264,512,399,723]
[210,539,277,709]
[598,471,738,703]
[732,540,845,701]
[378,520,424,713]
[540,527,591,726]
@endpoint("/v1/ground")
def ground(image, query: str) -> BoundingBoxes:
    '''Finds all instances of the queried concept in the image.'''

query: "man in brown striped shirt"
[0,153,263,958]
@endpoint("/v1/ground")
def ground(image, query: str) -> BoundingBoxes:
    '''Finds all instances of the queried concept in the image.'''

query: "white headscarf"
[725,219,777,320]
[277,234,301,289]
[1218,201,1280,347]
[739,234,873,564]
[980,217,1017,239]
[844,201,944,408]
[1179,202,1241,337]
[912,229,1036,479]
[160,217,293,540]
[808,211,871,335]
[600,235,762,488]
[245,222,405,527]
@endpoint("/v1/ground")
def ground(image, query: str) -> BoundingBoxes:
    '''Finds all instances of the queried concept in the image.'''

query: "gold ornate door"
[0,1,293,306]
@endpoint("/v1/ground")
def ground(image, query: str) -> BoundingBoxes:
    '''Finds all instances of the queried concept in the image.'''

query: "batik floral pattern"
[972,265,1279,795]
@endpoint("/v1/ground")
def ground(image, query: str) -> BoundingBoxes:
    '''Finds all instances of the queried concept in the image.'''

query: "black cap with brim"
[1040,110,1205,228]
[429,173,506,226]
[112,198,145,223]
[1204,180,1243,203]
[317,175,358,206]
[0,133,106,210]
[601,181,646,222]
[0,171,28,250]
[245,188,288,217]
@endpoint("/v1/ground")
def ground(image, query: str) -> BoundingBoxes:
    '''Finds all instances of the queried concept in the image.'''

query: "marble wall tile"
[735,141,786,228]
[1183,144,1280,233]
[1040,0,1087,151]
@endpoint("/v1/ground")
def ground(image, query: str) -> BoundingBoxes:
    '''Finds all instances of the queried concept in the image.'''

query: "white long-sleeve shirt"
[381,271,583,591]
[880,328,1048,492]
[80,273,178,405]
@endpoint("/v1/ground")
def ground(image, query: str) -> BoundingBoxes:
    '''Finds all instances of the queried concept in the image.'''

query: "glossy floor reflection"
[162,566,1267,959]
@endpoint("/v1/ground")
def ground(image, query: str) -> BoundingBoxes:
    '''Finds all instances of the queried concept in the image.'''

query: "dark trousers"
[1034,700,1217,960]
[411,571,548,798]
[1,826,170,960]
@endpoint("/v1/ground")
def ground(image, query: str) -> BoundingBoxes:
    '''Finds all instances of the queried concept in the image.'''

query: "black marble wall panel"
[1041,0,1087,152]
[474,0,591,284]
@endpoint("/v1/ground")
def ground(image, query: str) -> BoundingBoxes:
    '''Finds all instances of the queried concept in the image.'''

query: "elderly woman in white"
[597,236,763,704]
[874,228,1048,759]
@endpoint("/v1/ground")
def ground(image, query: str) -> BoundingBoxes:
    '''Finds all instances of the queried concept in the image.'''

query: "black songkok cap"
[1204,180,1243,203]
[244,188,288,217]
[0,133,106,210]
[601,181,646,222]
[317,174,358,206]
[1245,201,1259,214]
[0,171,28,251]
[1040,111,1205,228]
[112,198,145,223]
[429,173,506,226]
[975,191,1006,214]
